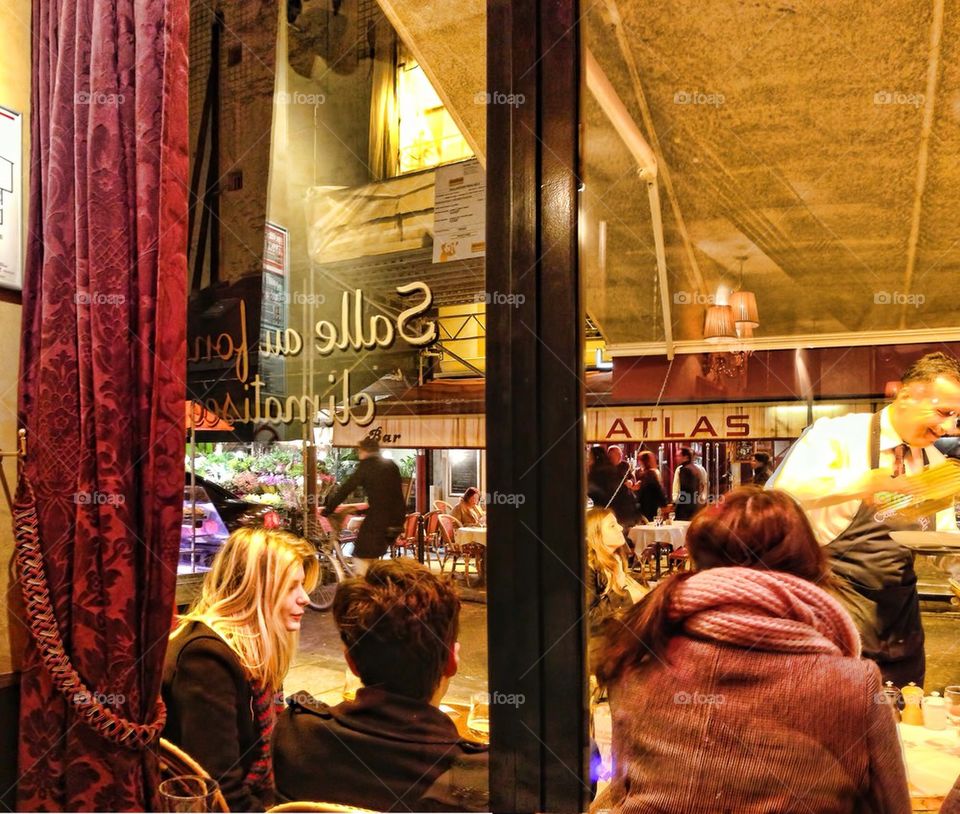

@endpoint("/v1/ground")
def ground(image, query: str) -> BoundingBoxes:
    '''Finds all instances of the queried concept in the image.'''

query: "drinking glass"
[466,691,490,741]
[343,667,363,701]
[944,685,960,727]
[158,775,220,813]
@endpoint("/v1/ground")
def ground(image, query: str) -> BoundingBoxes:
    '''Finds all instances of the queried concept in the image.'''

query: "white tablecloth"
[899,721,960,799]
[455,526,487,547]
[627,522,689,551]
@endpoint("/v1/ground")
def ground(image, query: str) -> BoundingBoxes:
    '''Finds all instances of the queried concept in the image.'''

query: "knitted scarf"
[667,567,861,657]
[246,680,282,797]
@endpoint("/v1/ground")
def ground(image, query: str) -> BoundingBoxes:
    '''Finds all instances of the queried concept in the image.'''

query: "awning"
[329,399,877,449]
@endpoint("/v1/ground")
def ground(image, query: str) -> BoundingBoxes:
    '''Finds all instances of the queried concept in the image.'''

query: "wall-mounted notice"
[263,221,288,276]
[433,158,485,263]
[0,107,22,291]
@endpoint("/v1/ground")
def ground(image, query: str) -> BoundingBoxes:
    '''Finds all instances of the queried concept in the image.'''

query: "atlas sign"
[602,413,750,441]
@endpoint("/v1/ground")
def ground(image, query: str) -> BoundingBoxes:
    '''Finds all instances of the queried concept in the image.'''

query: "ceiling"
[376,0,960,355]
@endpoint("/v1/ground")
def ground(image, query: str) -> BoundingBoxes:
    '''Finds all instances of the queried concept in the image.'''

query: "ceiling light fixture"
[703,304,737,342]
[729,256,760,328]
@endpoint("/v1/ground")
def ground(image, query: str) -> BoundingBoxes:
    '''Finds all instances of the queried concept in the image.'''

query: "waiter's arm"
[771,422,911,509]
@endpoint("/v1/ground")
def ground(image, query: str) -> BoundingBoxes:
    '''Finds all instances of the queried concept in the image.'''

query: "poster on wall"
[0,107,22,291]
[263,221,288,276]
[432,158,485,263]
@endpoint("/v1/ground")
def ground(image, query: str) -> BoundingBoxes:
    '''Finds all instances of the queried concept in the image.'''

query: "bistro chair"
[667,545,690,572]
[421,510,447,569]
[158,738,230,813]
[433,499,454,514]
[267,802,378,813]
[440,514,485,586]
[391,512,421,560]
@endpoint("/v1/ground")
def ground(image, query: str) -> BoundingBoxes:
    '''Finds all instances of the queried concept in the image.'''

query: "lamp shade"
[729,290,759,327]
[704,305,736,342]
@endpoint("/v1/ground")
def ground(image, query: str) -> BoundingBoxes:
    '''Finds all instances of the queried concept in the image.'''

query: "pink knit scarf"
[667,567,861,657]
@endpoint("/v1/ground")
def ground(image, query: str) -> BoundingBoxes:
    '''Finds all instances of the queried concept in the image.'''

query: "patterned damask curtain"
[16,0,189,808]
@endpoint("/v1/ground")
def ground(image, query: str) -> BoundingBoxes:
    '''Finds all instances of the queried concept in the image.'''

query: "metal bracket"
[0,429,27,459]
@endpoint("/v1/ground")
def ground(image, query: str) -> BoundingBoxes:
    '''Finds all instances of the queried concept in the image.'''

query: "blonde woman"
[587,508,647,669]
[162,528,318,812]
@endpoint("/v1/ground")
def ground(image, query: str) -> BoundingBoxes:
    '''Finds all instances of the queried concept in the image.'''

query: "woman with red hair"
[593,487,909,814]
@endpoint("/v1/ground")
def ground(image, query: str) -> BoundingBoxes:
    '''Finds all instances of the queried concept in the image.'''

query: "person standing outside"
[635,450,668,522]
[769,352,960,686]
[322,437,406,575]
[750,451,774,485]
[671,447,707,521]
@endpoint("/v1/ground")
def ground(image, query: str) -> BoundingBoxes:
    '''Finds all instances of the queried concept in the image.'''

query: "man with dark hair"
[770,351,960,685]
[671,447,707,520]
[321,436,405,574]
[273,560,489,811]
[750,451,773,485]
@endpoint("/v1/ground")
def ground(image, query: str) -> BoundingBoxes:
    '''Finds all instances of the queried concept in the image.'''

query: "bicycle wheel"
[308,548,343,611]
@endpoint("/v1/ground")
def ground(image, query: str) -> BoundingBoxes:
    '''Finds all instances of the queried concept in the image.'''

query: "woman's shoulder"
[171,622,243,672]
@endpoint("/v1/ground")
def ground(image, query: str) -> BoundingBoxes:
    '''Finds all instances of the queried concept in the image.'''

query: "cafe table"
[454,526,488,585]
[627,521,690,579]
[900,721,959,812]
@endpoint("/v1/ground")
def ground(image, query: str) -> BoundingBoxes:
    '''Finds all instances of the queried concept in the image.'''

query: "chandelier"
[703,256,759,378]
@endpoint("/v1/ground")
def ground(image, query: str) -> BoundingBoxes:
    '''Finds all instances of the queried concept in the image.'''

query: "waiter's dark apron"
[824,411,928,686]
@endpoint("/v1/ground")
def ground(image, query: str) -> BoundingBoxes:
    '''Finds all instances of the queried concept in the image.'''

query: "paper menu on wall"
[0,106,22,290]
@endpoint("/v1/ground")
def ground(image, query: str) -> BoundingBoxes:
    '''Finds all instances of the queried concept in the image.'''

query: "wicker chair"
[439,513,485,585]
[391,512,421,559]
[421,510,447,569]
[433,499,454,514]
[158,738,230,813]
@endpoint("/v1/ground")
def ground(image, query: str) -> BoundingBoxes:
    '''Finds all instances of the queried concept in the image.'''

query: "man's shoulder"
[420,748,490,812]
[796,411,872,444]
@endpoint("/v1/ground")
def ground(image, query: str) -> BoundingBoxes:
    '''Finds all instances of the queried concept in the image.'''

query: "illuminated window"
[396,50,472,174]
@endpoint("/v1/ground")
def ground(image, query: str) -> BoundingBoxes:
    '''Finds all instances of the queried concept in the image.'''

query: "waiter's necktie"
[892,443,910,478]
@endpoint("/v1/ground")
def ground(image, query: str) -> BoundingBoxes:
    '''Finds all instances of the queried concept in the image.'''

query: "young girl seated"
[162,527,317,811]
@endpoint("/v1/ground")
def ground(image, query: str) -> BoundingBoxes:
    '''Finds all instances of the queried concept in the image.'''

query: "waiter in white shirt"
[769,352,960,686]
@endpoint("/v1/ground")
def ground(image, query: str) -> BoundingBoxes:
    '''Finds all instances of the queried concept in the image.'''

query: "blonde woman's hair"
[586,507,627,597]
[173,527,319,691]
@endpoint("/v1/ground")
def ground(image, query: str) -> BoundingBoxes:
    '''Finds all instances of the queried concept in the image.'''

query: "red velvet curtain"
[16,0,189,808]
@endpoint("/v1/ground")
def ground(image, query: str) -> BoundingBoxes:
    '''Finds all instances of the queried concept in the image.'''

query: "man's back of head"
[274,560,488,811]
[334,559,460,702]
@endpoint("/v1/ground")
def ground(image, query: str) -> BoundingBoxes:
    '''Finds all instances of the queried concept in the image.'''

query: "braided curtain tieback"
[13,476,166,750]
